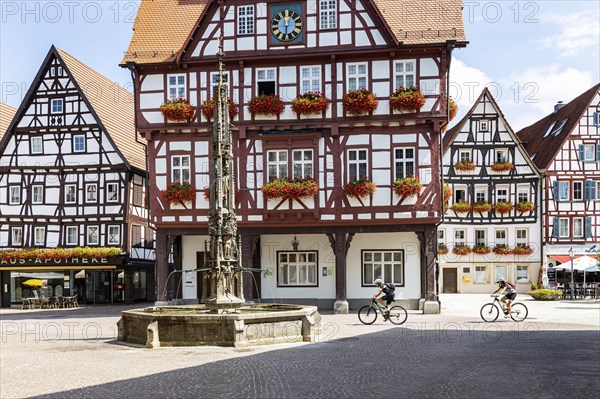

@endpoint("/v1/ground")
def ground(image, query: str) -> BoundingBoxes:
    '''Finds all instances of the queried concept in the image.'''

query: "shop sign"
[0,256,124,267]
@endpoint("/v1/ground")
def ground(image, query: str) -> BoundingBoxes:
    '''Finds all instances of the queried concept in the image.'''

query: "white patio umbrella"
[553,256,600,288]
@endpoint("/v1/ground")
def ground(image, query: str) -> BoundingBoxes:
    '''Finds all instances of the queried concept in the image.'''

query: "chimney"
[554,101,564,112]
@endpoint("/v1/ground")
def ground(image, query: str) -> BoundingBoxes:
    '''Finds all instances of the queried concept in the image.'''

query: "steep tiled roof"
[516,83,600,171]
[121,0,466,65]
[0,103,17,140]
[57,48,146,170]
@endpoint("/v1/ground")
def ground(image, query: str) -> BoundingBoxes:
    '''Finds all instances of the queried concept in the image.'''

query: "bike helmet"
[374,278,383,286]
[496,278,505,283]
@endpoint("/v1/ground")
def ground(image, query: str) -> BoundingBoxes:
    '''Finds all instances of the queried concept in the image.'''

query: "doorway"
[443,268,458,293]
[94,271,112,303]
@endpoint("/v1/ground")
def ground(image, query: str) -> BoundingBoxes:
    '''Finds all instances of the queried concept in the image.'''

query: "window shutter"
[596,143,600,161]
[552,217,559,238]
[553,183,559,201]
[593,112,600,127]
[578,144,585,161]
[584,217,592,239]
[585,180,593,200]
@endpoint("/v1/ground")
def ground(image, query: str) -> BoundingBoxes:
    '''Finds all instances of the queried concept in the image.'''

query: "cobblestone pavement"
[0,295,598,399]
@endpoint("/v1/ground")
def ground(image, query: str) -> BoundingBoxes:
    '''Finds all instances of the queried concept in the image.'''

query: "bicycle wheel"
[358,305,378,325]
[509,303,528,322]
[480,303,499,322]
[387,305,408,325]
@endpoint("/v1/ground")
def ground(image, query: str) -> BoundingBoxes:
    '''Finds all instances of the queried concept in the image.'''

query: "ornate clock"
[271,8,303,42]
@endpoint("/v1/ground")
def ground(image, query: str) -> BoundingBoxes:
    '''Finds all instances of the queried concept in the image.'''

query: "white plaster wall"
[181,235,210,300]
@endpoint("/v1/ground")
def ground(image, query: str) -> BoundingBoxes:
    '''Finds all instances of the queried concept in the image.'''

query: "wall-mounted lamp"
[291,235,299,251]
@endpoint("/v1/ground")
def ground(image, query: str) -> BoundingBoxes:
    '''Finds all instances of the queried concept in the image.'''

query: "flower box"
[200,98,239,121]
[343,88,378,117]
[472,201,492,213]
[291,92,328,116]
[450,201,471,213]
[160,98,194,122]
[513,245,534,255]
[344,178,376,199]
[454,160,476,171]
[438,244,449,255]
[393,176,422,198]
[491,162,514,172]
[162,182,196,206]
[452,245,471,255]
[449,97,458,121]
[516,201,534,213]
[494,201,514,214]
[389,86,425,113]
[261,177,318,200]
[0,247,121,262]
[493,245,513,255]
[248,94,285,116]
[473,245,491,255]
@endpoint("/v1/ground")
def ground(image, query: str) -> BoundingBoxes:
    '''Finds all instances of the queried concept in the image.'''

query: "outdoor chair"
[39,297,51,309]
[21,298,33,310]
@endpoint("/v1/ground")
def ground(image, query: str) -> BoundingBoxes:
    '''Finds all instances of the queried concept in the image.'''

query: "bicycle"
[480,295,528,322]
[358,299,408,325]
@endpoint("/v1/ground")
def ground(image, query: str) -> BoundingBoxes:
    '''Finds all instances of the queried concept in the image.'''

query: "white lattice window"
[171,156,190,184]
[394,60,416,89]
[108,225,120,245]
[300,66,321,94]
[107,183,119,202]
[517,266,529,283]
[65,184,77,204]
[237,5,254,35]
[11,227,23,246]
[517,188,529,203]
[66,226,78,245]
[319,0,337,29]
[73,135,86,152]
[31,137,43,154]
[496,188,508,202]
[496,149,508,163]
[86,184,97,202]
[347,63,367,91]
[573,218,583,237]
[32,185,44,204]
[51,99,63,114]
[362,250,404,286]
[495,229,507,246]
[557,181,569,201]
[267,150,288,181]
[9,186,20,204]
[438,229,445,245]
[278,251,318,286]
[475,189,487,202]
[257,68,276,96]
[573,181,583,201]
[292,150,313,179]
[559,218,569,237]
[475,229,486,247]
[395,148,415,179]
[475,266,487,283]
[87,226,99,245]
[516,229,528,246]
[168,74,186,100]
[459,150,471,162]
[34,227,45,246]
[454,230,466,246]
[495,266,508,283]
[348,149,368,181]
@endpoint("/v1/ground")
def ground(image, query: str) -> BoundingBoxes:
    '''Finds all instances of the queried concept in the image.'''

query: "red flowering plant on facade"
[344,178,376,199]
[343,88,378,117]
[162,182,196,205]
[160,98,195,122]
[454,160,476,171]
[472,201,492,213]
[516,201,534,213]
[452,245,471,255]
[493,245,513,255]
[450,201,471,213]
[200,98,239,121]
[473,245,491,255]
[494,201,514,214]
[393,176,422,198]
[248,94,285,116]
[448,97,458,121]
[513,245,534,255]
[389,86,426,113]
[291,92,329,115]
[491,161,514,172]
[261,177,318,200]
[0,247,121,262]
[438,244,449,255]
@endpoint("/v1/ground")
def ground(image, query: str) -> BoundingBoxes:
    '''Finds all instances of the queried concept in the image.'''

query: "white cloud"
[448,58,493,122]
[536,11,600,57]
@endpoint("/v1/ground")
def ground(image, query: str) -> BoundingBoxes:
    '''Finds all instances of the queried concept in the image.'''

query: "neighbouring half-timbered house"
[0,46,154,307]
[441,88,541,294]
[122,0,467,312]
[517,83,600,280]
[0,103,17,140]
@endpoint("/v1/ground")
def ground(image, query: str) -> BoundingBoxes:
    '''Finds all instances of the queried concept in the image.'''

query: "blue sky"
[1,1,598,130]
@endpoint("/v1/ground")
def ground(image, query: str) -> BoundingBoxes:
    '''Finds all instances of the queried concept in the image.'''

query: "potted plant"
[438,244,449,255]
[473,245,491,255]
[528,289,563,300]
[454,160,476,171]
[344,178,376,199]
[494,201,514,214]
[261,177,318,200]
[248,93,285,116]
[393,176,422,198]
[516,201,534,213]
[493,245,513,255]
[472,201,492,213]
[162,182,196,206]
[448,97,458,121]
[291,92,329,116]
[513,245,534,255]
[389,86,426,113]
[452,245,471,255]
[343,88,378,117]
[491,161,514,172]
[200,98,239,121]
[450,201,471,213]
[160,98,195,122]
[443,183,452,203]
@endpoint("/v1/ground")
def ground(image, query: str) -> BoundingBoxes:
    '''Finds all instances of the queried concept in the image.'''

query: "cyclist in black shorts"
[492,278,516,317]
[371,278,395,313]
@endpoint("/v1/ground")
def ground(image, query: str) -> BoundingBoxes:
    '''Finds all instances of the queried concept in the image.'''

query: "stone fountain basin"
[117,304,321,348]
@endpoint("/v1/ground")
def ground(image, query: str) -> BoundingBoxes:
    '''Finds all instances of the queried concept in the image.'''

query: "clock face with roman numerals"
[271,9,303,42]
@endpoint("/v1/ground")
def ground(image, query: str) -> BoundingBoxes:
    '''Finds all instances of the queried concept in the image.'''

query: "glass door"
[94,271,112,304]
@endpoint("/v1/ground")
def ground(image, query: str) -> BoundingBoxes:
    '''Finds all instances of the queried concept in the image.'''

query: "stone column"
[327,231,354,314]
[124,267,134,305]
[155,229,168,305]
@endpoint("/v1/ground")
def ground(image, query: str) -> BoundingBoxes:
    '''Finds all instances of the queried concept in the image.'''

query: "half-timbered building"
[0,46,154,307]
[122,0,467,312]
[0,103,17,140]
[517,83,600,276]
[441,88,541,294]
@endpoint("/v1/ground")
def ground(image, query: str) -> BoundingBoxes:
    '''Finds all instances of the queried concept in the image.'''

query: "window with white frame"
[495,229,507,246]
[394,60,415,88]
[87,226,99,245]
[57,67,63,76]
[475,189,486,202]
[559,218,569,238]
[278,251,318,286]
[267,150,288,181]
[50,67,55,77]
[319,0,337,29]
[9,186,20,204]
[454,229,466,246]
[73,135,86,152]
[496,188,508,202]
[210,72,229,96]
[362,250,404,286]
[32,185,44,204]
[348,149,368,181]
[347,63,367,91]
[573,181,583,201]
[66,226,78,245]
[168,75,186,100]
[480,120,489,132]
[171,156,190,184]
[516,229,528,246]
[573,218,584,237]
[459,150,471,162]
[495,266,508,282]
[475,229,486,247]
[237,5,254,35]
[257,68,276,96]
[475,266,487,283]
[51,99,63,114]
[11,227,23,246]
[34,227,45,246]
[65,184,77,204]
[516,266,529,283]
[86,184,97,203]
[107,183,119,202]
[557,181,569,201]
[31,137,43,154]
[496,149,508,163]
[517,188,529,203]
[395,148,415,179]
[292,150,313,179]
[438,229,445,245]
[454,188,466,203]
[107,225,120,245]
[583,144,595,161]
[300,66,321,94]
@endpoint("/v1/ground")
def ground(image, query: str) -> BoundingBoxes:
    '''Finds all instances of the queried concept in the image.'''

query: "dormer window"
[553,118,568,136]
[480,120,489,132]
[319,0,337,30]
[256,68,276,96]
[51,99,63,114]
